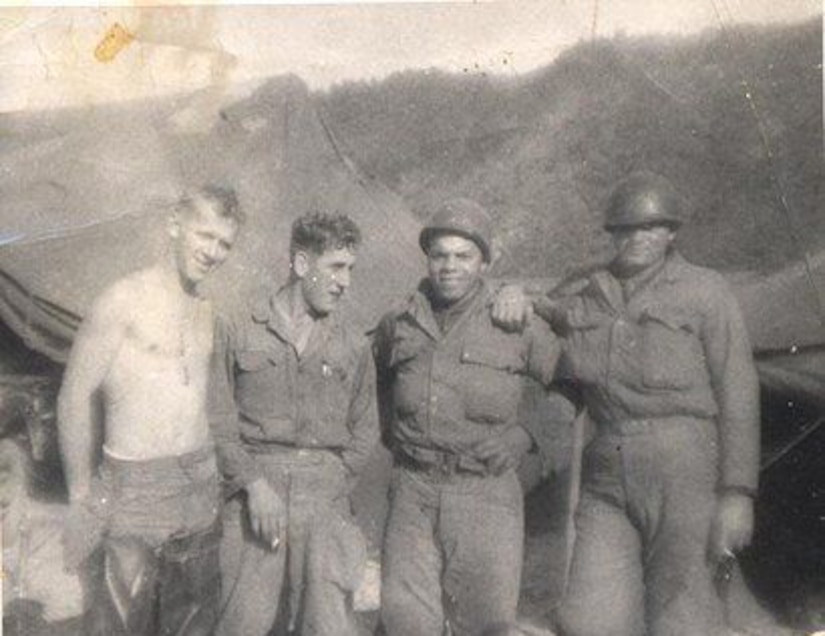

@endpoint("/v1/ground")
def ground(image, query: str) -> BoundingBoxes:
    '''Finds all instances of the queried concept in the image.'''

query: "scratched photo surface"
[0,2,822,635]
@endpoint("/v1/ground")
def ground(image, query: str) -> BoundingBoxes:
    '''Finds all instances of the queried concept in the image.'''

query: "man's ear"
[486,238,503,271]
[293,250,310,279]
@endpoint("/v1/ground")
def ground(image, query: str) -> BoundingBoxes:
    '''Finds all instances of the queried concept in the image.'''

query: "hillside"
[318,19,823,279]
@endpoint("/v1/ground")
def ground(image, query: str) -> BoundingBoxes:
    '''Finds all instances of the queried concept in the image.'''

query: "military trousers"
[556,417,726,636]
[82,446,222,636]
[215,448,366,636]
[380,463,524,636]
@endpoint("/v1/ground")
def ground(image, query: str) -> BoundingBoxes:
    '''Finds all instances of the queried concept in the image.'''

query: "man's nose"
[335,268,351,289]
[442,255,458,270]
[203,240,225,261]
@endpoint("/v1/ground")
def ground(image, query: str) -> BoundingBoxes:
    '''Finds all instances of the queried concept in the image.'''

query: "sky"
[0,0,820,113]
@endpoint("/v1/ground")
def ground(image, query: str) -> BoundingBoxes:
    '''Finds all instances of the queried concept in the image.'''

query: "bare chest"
[111,303,213,386]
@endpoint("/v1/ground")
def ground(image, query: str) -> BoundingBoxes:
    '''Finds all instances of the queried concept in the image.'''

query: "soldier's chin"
[310,297,340,317]
[616,253,655,271]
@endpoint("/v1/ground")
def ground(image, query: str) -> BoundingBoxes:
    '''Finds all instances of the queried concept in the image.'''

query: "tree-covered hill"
[318,19,822,279]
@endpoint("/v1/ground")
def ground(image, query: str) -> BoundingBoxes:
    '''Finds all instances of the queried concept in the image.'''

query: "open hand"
[709,492,754,563]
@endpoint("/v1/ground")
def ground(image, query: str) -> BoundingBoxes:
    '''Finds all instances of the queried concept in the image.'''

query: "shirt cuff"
[717,484,758,499]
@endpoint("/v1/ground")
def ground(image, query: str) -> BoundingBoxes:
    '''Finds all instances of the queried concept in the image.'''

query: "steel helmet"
[419,198,493,263]
[604,172,684,231]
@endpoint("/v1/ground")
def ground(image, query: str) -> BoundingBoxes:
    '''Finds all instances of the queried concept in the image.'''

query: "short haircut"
[179,185,245,225]
[290,212,362,259]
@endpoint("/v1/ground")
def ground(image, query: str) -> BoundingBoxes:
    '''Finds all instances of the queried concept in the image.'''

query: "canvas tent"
[0,76,424,366]
[0,76,429,554]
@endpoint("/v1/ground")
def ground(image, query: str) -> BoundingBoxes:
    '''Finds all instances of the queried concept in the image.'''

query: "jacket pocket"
[320,352,353,426]
[460,339,524,373]
[558,307,608,384]
[459,337,524,424]
[234,349,281,417]
[639,306,700,390]
[236,349,273,372]
[388,335,424,370]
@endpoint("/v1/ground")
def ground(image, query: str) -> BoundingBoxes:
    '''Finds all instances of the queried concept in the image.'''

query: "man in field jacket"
[498,172,760,636]
[374,198,564,636]
[209,212,378,636]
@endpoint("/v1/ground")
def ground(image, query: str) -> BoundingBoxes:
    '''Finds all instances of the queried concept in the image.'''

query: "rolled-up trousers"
[82,446,222,636]
[380,465,525,636]
[556,417,726,636]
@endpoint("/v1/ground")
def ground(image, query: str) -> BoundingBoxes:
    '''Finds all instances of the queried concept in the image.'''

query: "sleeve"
[341,341,380,482]
[207,316,264,496]
[371,312,397,449]
[519,318,576,477]
[534,275,590,330]
[701,282,761,496]
[524,317,561,389]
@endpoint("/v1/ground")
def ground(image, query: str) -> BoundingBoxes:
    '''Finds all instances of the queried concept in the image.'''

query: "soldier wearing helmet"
[493,172,760,636]
[373,198,568,636]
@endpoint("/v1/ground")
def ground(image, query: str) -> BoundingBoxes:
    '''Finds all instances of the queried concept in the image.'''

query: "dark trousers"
[86,524,221,636]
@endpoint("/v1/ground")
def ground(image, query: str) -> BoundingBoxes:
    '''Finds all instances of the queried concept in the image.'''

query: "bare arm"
[57,285,128,502]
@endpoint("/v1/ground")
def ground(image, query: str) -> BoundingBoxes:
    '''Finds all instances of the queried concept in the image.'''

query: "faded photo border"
[0,1,823,634]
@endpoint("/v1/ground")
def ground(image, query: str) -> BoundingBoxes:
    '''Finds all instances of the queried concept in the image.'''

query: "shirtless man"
[57,185,243,635]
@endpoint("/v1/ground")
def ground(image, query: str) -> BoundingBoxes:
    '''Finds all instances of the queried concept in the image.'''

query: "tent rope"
[761,415,825,473]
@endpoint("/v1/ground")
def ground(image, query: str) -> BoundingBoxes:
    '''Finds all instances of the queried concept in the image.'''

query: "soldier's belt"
[597,415,712,436]
[246,441,337,457]
[395,447,488,478]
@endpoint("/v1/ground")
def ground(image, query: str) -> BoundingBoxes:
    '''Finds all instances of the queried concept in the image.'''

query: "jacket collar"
[250,286,337,356]
[593,251,686,312]
[399,278,491,340]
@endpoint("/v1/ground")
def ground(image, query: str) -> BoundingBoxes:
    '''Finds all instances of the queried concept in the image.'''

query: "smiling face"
[610,223,676,276]
[170,196,240,288]
[293,246,358,317]
[426,234,487,305]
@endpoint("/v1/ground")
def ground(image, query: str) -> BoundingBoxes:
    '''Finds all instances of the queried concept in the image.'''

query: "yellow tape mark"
[94,23,135,63]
